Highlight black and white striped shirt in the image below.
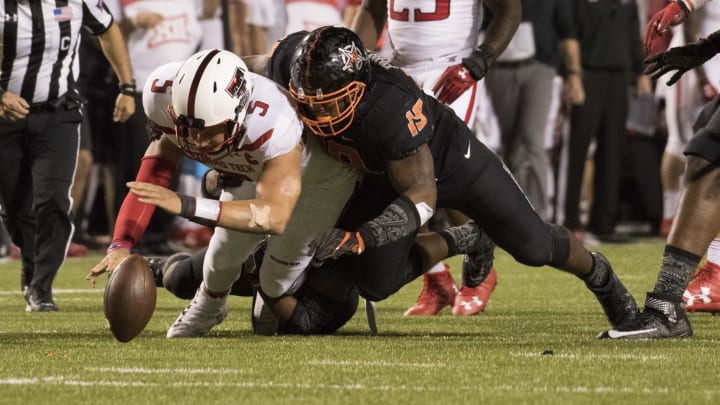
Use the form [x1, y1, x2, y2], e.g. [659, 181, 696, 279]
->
[1, 0, 113, 103]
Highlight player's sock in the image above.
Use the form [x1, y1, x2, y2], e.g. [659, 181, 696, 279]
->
[438, 221, 481, 257]
[706, 238, 720, 265]
[653, 246, 701, 301]
[582, 253, 609, 289]
[426, 261, 446, 274]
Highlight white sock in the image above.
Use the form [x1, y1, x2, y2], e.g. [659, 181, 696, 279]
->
[663, 190, 680, 220]
[426, 261, 447, 274]
[707, 238, 720, 265]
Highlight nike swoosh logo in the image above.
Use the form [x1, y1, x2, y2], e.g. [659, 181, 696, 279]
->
[604, 328, 658, 339]
[464, 141, 471, 159]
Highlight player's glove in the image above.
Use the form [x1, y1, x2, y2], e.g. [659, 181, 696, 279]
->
[645, 31, 720, 86]
[310, 229, 365, 267]
[432, 44, 496, 105]
[643, 1, 690, 57]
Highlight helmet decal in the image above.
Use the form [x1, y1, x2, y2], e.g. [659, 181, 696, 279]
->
[338, 42, 366, 73]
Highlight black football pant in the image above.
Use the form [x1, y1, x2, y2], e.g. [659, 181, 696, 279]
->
[0, 106, 81, 295]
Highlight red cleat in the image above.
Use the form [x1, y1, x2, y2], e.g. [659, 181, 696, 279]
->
[684, 261, 720, 313]
[452, 267, 497, 315]
[404, 265, 458, 316]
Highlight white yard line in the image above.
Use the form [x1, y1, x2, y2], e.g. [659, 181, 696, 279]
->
[308, 360, 448, 368]
[0, 376, 678, 394]
[510, 352, 669, 361]
[84, 367, 249, 374]
[0, 289, 102, 295]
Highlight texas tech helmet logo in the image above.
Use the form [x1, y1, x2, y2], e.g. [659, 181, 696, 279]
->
[226, 67, 247, 99]
[338, 43, 366, 73]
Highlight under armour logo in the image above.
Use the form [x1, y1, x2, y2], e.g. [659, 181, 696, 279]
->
[684, 287, 712, 306]
[460, 296, 484, 311]
[4, 13, 18, 23]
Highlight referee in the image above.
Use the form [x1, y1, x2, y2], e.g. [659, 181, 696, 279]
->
[0, 0, 135, 311]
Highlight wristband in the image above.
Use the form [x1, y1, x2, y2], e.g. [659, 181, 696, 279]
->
[119, 81, 137, 97]
[462, 44, 497, 81]
[107, 241, 132, 253]
[178, 194, 222, 227]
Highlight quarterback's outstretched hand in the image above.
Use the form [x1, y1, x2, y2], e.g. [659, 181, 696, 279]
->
[432, 64, 477, 105]
[644, 1, 689, 57]
[645, 34, 720, 85]
[86, 247, 130, 287]
[310, 229, 365, 267]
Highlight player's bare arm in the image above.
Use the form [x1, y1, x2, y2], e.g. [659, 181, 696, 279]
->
[386, 144, 437, 211]
[351, 0, 388, 50]
[130, 143, 303, 234]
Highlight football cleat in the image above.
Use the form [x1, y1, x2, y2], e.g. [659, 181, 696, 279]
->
[23, 287, 59, 312]
[598, 293, 693, 339]
[586, 252, 639, 328]
[461, 229, 495, 287]
[166, 284, 228, 338]
[683, 261, 720, 313]
[404, 266, 458, 316]
[452, 267, 497, 315]
[251, 291, 279, 336]
[145, 252, 192, 288]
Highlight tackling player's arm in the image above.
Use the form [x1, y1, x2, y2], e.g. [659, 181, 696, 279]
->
[311, 147, 437, 264]
[351, 0, 387, 51]
[128, 143, 303, 234]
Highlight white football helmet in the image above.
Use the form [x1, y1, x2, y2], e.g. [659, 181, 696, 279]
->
[169, 49, 253, 152]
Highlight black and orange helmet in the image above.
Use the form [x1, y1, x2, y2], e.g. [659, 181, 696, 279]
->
[289, 26, 369, 137]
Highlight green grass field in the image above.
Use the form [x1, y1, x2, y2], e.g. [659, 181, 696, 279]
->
[1, 238, 719, 404]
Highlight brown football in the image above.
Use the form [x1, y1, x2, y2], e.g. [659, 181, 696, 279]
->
[103, 254, 157, 343]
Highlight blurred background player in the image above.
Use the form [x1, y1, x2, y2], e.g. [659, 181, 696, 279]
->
[351, 0, 519, 317]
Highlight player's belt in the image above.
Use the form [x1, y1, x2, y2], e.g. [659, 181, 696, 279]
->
[495, 57, 536, 68]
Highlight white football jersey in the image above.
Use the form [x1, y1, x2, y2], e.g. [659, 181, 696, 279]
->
[387, 0, 482, 65]
[121, 0, 203, 90]
[142, 61, 305, 183]
[387, 0, 483, 65]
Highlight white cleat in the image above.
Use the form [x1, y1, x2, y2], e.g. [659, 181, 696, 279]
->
[166, 285, 228, 338]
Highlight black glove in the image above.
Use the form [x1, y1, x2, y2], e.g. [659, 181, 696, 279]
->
[310, 229, 365, 268]
[461, 44, 496, 82]
[645, 32, 720, 86]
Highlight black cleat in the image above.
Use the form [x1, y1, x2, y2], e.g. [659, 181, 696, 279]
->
[598, 293, 693, 339]
[587, 252, 638, 328]
[147, 252, 192, 288]
[23, 287, 59, 312]
[461, 228, 495, 288]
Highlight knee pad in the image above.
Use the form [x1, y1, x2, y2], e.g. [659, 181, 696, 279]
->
[546, 223, 570, 267]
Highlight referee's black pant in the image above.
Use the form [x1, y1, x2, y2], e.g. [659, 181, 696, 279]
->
[0, 105, 82, 296]
[563, 69, 630, 235]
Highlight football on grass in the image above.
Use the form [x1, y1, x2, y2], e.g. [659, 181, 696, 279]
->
[103, 254, 157, 342]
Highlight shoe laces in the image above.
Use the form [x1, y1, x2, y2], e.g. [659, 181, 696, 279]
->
[415, 277, 441, 305]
